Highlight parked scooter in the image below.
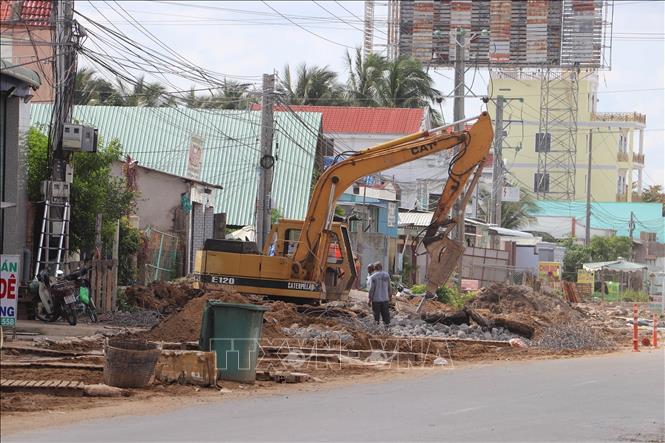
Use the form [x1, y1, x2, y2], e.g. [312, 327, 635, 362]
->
[32, 270, 79, 325]
[69, 266, 98, 323]
[31, 266, 99, 325]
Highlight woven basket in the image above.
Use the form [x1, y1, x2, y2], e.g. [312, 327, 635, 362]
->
[103, 338, 161, 388]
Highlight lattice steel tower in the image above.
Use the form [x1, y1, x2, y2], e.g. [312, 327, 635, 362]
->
[535, 68, 579, 200]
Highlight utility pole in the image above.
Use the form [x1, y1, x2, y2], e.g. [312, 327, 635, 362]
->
[585, 129, 593, 245]
[629, 211, 635, 261]
[49, 0, 75, 182]
[255, 73, 275, 251]
[453, 28, 466, 290]
[36, 0, 76, 276]
[491, 96, 505, 226]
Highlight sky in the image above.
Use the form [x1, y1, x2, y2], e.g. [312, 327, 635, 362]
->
[75, 0, 665, 189]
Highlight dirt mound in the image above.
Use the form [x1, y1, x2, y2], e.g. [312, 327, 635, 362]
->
[123, 281, 203, 314]
[147, 291, 250, 342]
[465, 283, 582, 339]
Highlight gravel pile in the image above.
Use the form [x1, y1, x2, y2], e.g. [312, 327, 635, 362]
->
[100, 309, 163, 328]
[534, 322, 615, 350]
[369, 314, 527, 341]
[281, 327, 354, 343]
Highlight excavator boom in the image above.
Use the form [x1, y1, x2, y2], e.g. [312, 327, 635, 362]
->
[292, 112, 494, 288]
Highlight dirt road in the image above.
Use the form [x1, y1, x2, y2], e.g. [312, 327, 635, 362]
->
[5, 350, 663, 442]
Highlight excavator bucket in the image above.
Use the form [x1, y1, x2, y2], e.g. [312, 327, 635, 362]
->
[424, 236, 464, 295]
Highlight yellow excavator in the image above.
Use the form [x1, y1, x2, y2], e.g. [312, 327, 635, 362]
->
[194, 112, 494, 302]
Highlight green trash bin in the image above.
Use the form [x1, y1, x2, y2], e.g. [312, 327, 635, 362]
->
[198, 301, 268, 383]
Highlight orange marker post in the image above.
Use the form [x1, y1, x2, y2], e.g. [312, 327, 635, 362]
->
[653, 313, 658, 349]
[633, 304, 639, 352]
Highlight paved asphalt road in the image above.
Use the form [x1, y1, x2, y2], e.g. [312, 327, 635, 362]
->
[7, 351, 664, 442]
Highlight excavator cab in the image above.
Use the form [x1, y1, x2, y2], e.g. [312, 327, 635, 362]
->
[264, 219, 357, 301]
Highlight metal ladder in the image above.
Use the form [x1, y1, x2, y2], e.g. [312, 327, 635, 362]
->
[34, 200, 70, 277]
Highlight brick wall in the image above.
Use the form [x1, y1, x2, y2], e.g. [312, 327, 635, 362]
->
[190, 202, 214, 271]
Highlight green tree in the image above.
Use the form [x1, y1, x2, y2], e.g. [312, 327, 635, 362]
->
[114, 76, 176, 107]
[279, 63, 343, 105]
[183, 80, 256, 110]
[560, 236, 632, 281]
[74, 68, 119, 105]
[26, 129, 135, 256]
[475, 185, 536, 229]
[641, 184, 665, 216]
[374, 56, 439, 108]
[588, 236, 632, 262]
[344, 48, 385, 107]
[501, 190, 538, 229]
[561, 239, 592, 281]
[118, 217, 142, 285]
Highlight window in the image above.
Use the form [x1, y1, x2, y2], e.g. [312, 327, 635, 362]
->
[321, 137, 335, 156]
[327, 233, 343, 264]
[535, 133, 551, 152]
[283, 229, 301, 257]
[618, 134, 627, 153]
[428, 193, 441, 211]
[0, 37, 12, 62]
[617, 176, 625, 195]
[534, 173, 549, 192]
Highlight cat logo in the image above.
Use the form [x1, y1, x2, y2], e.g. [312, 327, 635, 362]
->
[410, 142, 436, 156]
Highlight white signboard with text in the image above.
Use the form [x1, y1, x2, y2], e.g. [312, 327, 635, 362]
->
[0, 255, 20, 327]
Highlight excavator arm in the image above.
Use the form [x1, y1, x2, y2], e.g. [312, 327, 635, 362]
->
[292, 112, 494, 288]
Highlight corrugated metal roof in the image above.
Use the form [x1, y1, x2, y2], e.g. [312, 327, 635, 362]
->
[251, 104, 425, 135]
[534, 201, 664, 242]
[31, 105, 322, 226]
[398, 211, 434, 227]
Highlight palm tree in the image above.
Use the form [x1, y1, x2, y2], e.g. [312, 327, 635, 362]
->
[375, 56, 440, 108]
[183, 80, 256, 110]
[476, 185, 538, 229]
[278, 63, 343, 105]
[114, 76, 176, 107]
[344, 47, 386, 106]
[73, 68, 118, 105]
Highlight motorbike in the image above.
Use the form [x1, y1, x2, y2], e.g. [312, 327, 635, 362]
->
[69, 267, 98, 323]
[31, 266, 97, 325]
[33, 270, 79, 325]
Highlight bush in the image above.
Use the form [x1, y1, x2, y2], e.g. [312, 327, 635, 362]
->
[436, 285, 476, 309]
[118, 218, 143, 285]
[409, 284, 426, 294]
[620, 290, 649, 303]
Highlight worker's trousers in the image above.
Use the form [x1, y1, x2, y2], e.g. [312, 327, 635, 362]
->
[372, 301, 390, 325]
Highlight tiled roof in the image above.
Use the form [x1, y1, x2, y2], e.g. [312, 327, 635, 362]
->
[251, 104, 425, 135]
[0, 1, 52, 27]
[31, 105, 322, 226]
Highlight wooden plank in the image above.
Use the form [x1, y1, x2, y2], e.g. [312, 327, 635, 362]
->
[105, 261, 113, 312]
[0, 344, 101, 357]
[0, 362, 104, 370]
[110, 259, 118, 311]
[95, 261, 103, 313]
